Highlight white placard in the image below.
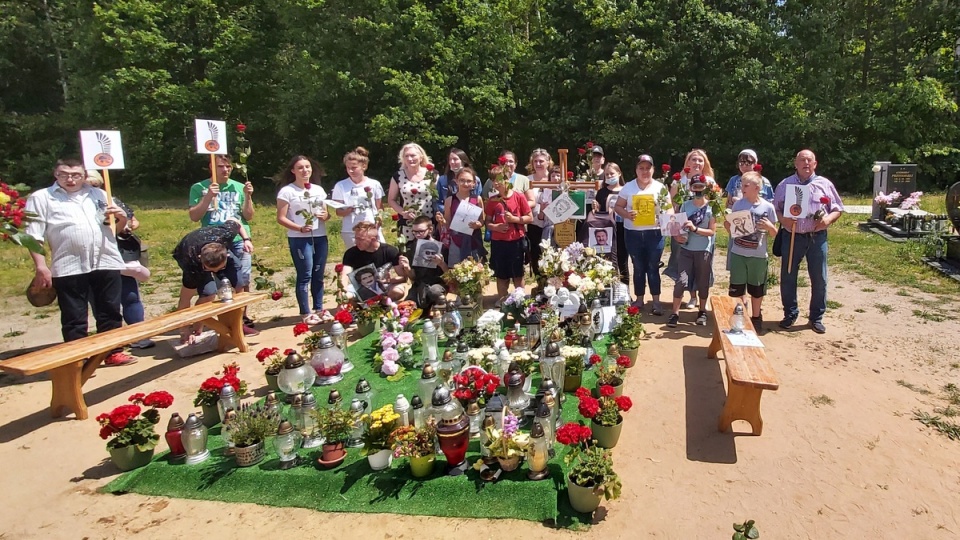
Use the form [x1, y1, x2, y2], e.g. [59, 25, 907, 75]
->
[657, 213, 687, 236]
[783, 183, 811, 219]
[723, 330, 765, 348]
[543, 191, 578, 223]
[449, 199, 483, 235]
[323, 199, 346, 209]
[79, 130, 125, 169]
[726, 210, 756, 238]
[477, 310, 505, 326]
[194, 119, 228, 154]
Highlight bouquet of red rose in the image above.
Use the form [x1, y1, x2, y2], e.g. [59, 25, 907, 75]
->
[556, 422, 622, 500]
[194, 363, 247, 407]
[452, 366, 500, 406]
[575, 386, 632, 427]
[1, 181, 44, 254]
[97, 391, 174, 450]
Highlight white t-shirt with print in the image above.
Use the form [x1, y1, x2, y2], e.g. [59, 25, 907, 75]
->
[277, 183, 328, 238]
[618, 179, 667, 232]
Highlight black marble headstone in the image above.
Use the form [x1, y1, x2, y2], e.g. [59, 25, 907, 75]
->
[887, 164, 917, 195]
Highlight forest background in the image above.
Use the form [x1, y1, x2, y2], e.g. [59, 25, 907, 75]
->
[1, 0, 959, 193]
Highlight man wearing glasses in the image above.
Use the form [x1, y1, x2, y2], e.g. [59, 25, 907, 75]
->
[725, 149, 774, 207]
[24, 158, 137, 366]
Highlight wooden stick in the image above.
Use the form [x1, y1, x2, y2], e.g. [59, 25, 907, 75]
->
[787, 222, 796, 272]
[210, 153, 219, 210]
[558, 149, 568, 183]
[102, 169, 115, 232]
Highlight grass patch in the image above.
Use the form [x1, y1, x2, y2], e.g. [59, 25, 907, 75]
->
[810, 394, 835, 407]
[854, 308, 865, 313]
[861, 287, 875, 292]
[875, 303, 893, 314]
[913, 410, 960, 440]
[826, 300, 842, 309]
[33, 313, 49, 319]
[934, 406, 959, 417]
[896, 290, 911, 297]
[2, 330, 24, 338]
[943, 384, 960, 406]
[896, 379, 932, 395]
[912, 309, 947, 323]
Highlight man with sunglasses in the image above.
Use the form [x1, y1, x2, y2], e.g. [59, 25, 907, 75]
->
[25, 158, 136, 366]
[725, 149, 774, 207]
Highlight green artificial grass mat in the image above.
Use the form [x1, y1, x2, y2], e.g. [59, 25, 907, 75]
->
[103, 328, 615, 529]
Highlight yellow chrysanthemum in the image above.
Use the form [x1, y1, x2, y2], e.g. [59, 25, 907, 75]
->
[0, 192, 10, 205]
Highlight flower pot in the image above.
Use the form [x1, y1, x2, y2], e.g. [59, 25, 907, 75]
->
[200, 403, 220, 428]
[567, 478, 603, 513]
[234, 441, 266, 467]
[497, 455, 521, 472]
[409, 454, 435, 478]
[367, 448, 393, 471]
[108, 445, 155, 472]
[356, 320, 378, 337]
[265, 371, 281, 392]
[621, 346, 639, 368]
[594, 379, 623, 398]
[563, 373, 583, 393]
[590, 419, 623, 449]
[321, 441, 346, 461]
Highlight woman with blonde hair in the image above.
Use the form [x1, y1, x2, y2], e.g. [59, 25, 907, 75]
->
[525, 148, 553, 278]
[666, 148, 716, 309]
[388, 142, 438, 243]
[332, 146, 384, 249]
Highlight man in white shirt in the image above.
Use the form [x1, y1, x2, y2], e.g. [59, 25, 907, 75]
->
[25, 158, 136, 366]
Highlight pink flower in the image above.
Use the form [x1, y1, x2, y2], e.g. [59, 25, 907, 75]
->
[397, 332, 414, 345]
[381, 348, 400, 363]
[381, 336, 398, 349]
[381, 359, 399, 376]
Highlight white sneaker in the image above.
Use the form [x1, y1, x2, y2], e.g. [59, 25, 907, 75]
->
[684, 299, 697, 310]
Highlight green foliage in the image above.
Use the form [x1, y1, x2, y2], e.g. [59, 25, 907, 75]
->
[733, 519, 760, 539]
[229, 403, 281, 447]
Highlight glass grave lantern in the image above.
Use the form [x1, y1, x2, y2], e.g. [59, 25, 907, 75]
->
[216, 278, 234, 303]
[221, 409, 238, 456]
[421, 320, 439, 366]
[479, 414, 497, 465]
[328, 322, 353, 373]
[524, 310, 542, 354]
[346, 398, 366, 448]
[327, 389, 343, 408]
[440, 301, 462, 342]
[354, 379, 374, 415]
[411, 395, 425, 429]
[730, 303, 745, 333]
[539, 339, 566, 404]
[164, 413, 187, 461]
[537, 396, 556, 450]
[526, 421, 550, 480]
[217, 382, 239, 423]
[278, 351, 316, 398]
[309, 335, 345, 386]
[394, 394, 411, 427]
[466, 399, 482, 438]
[453, 341, 469, 373]
[181, 413, 210, 465]
[429, 386, 470, 475]
[504, 362, 530, 416]
[420, 363, 440, 402]
[264, 391, 281, 417]
[484, 393, 506, 429]
[274, 420, 302, 470]
[295, 392, 322, 448]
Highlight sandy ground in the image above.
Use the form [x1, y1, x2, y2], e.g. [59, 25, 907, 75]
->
[2, 255, 960, 539]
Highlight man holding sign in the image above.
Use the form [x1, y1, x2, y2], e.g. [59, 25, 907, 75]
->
[188, 154, 258, 336]
[25, 158, 136, 366]
[773, 149, 844, 334]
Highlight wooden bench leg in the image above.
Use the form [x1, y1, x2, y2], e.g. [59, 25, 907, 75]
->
[203, 308, 248, 353]
[49, 361, 86, 419]
[718, 380, 765, 436]
[707, 330, 722, 359]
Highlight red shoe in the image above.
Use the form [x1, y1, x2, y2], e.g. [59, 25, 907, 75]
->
[104, 351, 138, 367]
[242, 324, 260, 337]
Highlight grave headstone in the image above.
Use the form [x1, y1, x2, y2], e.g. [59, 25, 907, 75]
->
[871, 162, 918, 219]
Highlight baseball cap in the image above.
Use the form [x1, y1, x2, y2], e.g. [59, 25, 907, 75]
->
[592, 145, 604, 155]
[690, 178, 707, 191]
[636, 154, 654, 166]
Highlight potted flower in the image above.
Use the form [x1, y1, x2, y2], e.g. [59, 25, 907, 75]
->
[97, 390, 174, 471]
[255, 347, 286, 392]
[609, 304, 645, 366]
[590, 353, 631, 396]
[312, 406, 354, 467]
[556, 422, 621, 513]
[560, 345, 587, 391]
[193, 363, 248, 428]
[482, 410, 530, 472]
[353, 299, 389, 336]
[389, 423, 438, 478]
[574, 386, 632, 448]
[511, 349, 538, 392]
[361, 404, 402, 470]
[229, 403, 281, 467]
[443, 258, 493, 307]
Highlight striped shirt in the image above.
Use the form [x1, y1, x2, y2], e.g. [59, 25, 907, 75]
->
[24, 184, 125, 277]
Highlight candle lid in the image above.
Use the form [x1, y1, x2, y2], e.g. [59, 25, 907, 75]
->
[284, 351, 305, 369]
[166, 412, 184, 431]
[277, 420, 294, 435]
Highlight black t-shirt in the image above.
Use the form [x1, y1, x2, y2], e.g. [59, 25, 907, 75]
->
[172, 221, 241, 276]
[595, 185, 621, 214]
[342, 243, 402, 273]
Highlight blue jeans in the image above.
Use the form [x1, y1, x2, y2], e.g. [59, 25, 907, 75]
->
[289, 235, 329, 315]
[230, 240, 252, 288]
[780, 230, 828, 322]
[623, 229, 665, 298]
[120, 275, 145, 325]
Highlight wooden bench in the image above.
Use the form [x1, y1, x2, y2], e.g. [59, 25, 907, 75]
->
[707, 295, 780, 435]
[0, 293, 265, 420]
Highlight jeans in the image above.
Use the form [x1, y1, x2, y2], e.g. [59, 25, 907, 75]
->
[120, 275, 145, 325]
[780, 230, 828, 322]
[623, 229, 664, 298]
[51, 270, 122, 342]
[230, 240, 252, 287]
[289, 235, 329, 315]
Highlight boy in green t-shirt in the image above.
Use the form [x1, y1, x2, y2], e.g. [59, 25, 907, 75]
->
[187, 155, 258, 335]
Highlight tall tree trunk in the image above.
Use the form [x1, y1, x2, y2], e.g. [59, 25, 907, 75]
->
[41, 0, 68, 103]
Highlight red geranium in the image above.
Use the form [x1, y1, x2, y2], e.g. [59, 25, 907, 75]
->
[256, 346, 279, 362]
[556, 422, 593, 446]
[334, 309, 353, 325]
[97, 390, 173, 450]
[236, 123, 247, 133]
[589, 354, 602, 365]
[293, 322, 310, 336]
[753, 164, 762, 172]
[578, 396, 601, 419]
[142, 391, 174, 409]
[616, 355, 631, 368]
[194, 363, 247, 407]
[284, 348, 295, 355]
[627, 305, 640, 316]
[614, 396, 633, 412]
[128, 392, 145, 403]
[575, 386, 592, 400]
[599, 384, 615, 397]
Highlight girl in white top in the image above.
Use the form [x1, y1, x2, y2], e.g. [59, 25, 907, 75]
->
[332, 146, 384, 249]
[525, 148, 553, 277]
[614, 154, 673, 314]
[276, 155, 332, 325]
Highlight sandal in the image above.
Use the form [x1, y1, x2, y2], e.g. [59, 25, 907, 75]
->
[317, 310, 334, 323]
[303, 313, 322, 325]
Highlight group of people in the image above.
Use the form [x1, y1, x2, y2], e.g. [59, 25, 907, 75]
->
[23, 144, 842, 370]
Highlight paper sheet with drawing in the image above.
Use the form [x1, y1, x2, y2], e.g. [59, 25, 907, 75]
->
[726, 210, 756, 238]
[631, 194, 657, 227]
[449, 199, 483, 235]
[544, 192, 578, 223]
